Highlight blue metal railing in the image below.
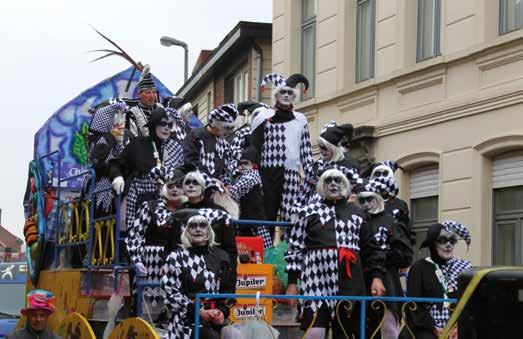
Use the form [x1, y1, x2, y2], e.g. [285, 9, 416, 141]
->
[193, 293, 457, 338]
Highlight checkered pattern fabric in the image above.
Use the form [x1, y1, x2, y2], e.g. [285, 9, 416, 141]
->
[154, 199, 173, 228]
[162, 249, 221, 339]
[166, 107, 189, 142]
[428, 258, 472, 328]
[374, 226, 390, 250]
[368, 176, 399, 197]
[230, 169, 261, 202]
[197, 136, 236, 182]
[441, 220, 471, 247]
[260, 123, 287, 167]
[335, 215, 363, 250]
[140, 245, 165, 305]
[380, 160, 400, 172]
[280, 169, 302, 223]
[208, 103, 238, 124]
[128, 104, 153, 137]
[260, 73, 286, 89]
[195, 208, 231, 227]
[231, 126, 251, 160]
[89, 98, 128, 132]
[126, 201, 153, 265]
[320, 120, 337, 134]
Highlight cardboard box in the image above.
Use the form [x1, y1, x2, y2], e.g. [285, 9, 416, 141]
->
[236, 264, 273, 294]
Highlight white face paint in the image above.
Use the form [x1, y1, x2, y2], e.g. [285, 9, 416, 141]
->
[183, 178, 204, 200]
[275, 86, 296, 106]
[323, 176, 343, 200]
[359, 194, 379, 214]
[238, 159, 254, 175]
[155, 118, 173, 141]
[212, 120, 236, 138]
[187, 220, 210, 246]
[435, 229, 457, 261]
[318, 140, 334, 161]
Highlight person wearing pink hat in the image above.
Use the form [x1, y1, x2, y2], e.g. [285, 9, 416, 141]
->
[7, 290, 60, 339]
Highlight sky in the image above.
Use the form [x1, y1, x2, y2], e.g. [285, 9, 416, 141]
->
[0, 0, 272, 239]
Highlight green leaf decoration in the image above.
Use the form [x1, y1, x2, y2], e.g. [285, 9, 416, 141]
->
[81, 121, 90, 136]
[72, 131, 89, 165]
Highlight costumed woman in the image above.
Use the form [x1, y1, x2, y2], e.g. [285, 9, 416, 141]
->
[125, 164, 194, 317]
[285, 169, 387, 338]
[357, 179, 413, 339]
[109, 107, 184, 232]
[181, 171, 238, 277]
[229, 146, 273, 249]
[300, 122, 360, 205]
[250, 73, 314, 237]
[162, 212, 235, 339]
[400, 221, 472, 339]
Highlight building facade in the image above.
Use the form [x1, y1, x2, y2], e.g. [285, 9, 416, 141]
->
[272, 0, 523, 265]
[177, 21, 272, 123]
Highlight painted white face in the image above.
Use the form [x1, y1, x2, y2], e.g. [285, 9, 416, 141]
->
[275, 86, 296, 106]
[155, 118, 173, 141]
[359, 194, 379, 214]
[183, 178, 204, 199]
[323, 175, 343, 200]
[212, 120, 236, 138]
[318, 141, 334, 161]
[435, 229, 457, 261]
[238, 159, 254, 175]
[187, 219, 210, 246]
[166, 181, 184, 199]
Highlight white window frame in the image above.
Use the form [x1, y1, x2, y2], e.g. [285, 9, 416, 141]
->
[417, 0, 441, 62]
[500, 0, 523, 35]
[356, 0, 376, 82]
[301, 0, 316, 100]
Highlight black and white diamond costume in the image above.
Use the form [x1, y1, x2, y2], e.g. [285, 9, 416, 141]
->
[250, 73, 314, 228]
[183, 104, 238, 183]
[109, 108, 184, 231]
[401, 221, 472, 339]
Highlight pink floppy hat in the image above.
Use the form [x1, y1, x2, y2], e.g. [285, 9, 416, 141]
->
[21, 289, 56, 315]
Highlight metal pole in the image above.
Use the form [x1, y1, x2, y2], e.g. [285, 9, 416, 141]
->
[184, 46, 188, 82]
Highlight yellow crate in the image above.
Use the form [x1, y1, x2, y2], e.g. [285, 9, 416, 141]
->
[229, 298, 273, 324]
[236, 263, 273, 294]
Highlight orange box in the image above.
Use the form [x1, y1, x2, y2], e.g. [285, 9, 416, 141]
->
[229, 298, 273, 324]
[236, 264, 273, 294]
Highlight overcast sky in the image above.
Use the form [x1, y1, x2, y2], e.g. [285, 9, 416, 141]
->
[0, 0, 272, 238]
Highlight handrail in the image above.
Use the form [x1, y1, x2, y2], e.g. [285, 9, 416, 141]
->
[193, 293, 458, 339]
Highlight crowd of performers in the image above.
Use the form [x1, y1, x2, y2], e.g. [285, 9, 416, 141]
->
[86, 68, 472, 339]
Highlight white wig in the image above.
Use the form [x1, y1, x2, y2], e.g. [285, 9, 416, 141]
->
[357, 191, 385, 215]
[370, 164, 394, 180]
[316, 168, 351, 199]
[180, 215, 218, 249]
[318, 136, 345, 162]
[183, 171, 206, 189]
[271, 85, 300, 106]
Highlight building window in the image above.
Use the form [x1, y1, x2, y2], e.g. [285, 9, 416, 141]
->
[492, 153, 523, 265]
[225, 64, 249, 104]
[410, 166, 440, 261]
[417, 0, 441, 61]
[207, 91, 212, 112]
[301, 0, 316, 99]
[356, 0, 376, 82]
[500, 0, 523, 35]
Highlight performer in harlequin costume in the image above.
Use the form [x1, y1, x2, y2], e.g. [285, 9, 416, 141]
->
[229, 146, 273, 249]
[400, 221, 472, 339]
[300, 122, 360, 205]
[285, 169, 387, 338]
[357, 179, 413, 339]
[183, 104, 238, 183]
[110, 108, 184, 231]
[162, 212, 235, 339]
[125, 164, 194, 312]
[125, 66, 165, 137]
[230, 101, 270, 160]
[180, 171, 238, 275]
[164, 96, 194, 142]
[250, 73, 314, 233]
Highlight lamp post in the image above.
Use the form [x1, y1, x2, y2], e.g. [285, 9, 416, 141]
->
[160, 36, 189, 82]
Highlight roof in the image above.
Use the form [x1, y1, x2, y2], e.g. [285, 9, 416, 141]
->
[0, 225, 22, 251]
[176, 21, 272, 98]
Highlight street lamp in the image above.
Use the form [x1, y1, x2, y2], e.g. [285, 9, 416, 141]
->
[160, 36, 189, 82]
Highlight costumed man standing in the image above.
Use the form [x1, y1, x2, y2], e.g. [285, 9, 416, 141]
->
[400, 221, 472, 339]
[162, 212, 235, 339]
[357, 179, 413, 339]
[125, 164, 194, 317]
[163, 96, 194, 142]
[285, 169, 387, 338]
[183, 104, 238, 184]
[125, 66, 164, 137]
[110, 108, 184, 232]
[250, 73, 314, 236]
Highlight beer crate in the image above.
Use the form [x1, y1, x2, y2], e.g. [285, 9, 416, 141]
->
[236, 263, 273, 294]
[229, 297, 273, 323]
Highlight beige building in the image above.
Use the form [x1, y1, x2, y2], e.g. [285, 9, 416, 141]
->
[272, 0, 523, 265]
[177, 21, 272, 123]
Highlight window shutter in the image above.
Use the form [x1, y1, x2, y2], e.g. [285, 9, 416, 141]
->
[493, 153, 523, 189]
[410, 166, 439, 199]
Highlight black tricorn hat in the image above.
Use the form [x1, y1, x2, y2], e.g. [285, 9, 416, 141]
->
[285, 73, 310, 91]
[144, 107, 169, 127]
[237, 101, 265, 115]
[320, 123, 354, 146]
